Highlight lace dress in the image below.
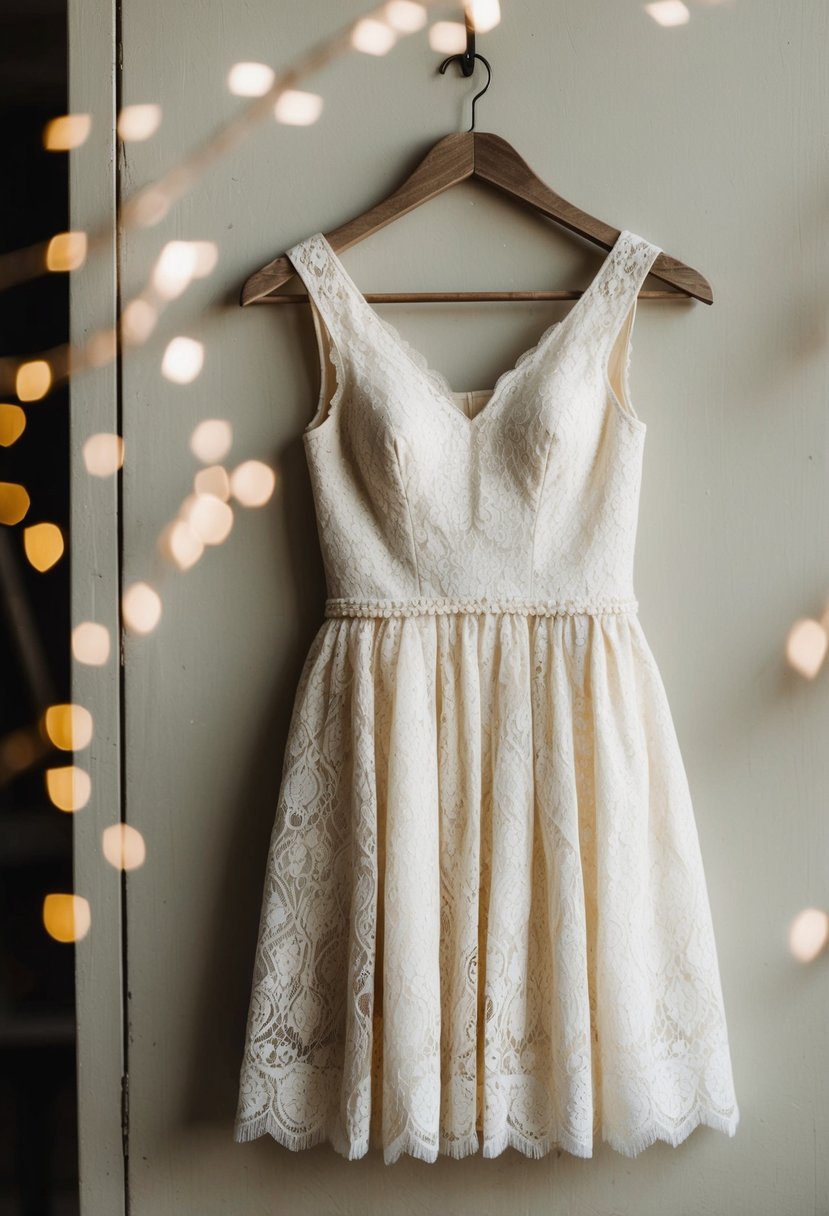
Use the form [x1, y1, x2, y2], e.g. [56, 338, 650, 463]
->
[233, 228, 740, 1164]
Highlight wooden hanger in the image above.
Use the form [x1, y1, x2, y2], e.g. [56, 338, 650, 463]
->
[241, 52, 711, 308]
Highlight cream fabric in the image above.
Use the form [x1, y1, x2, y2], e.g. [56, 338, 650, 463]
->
[233, 229, 740, 1163]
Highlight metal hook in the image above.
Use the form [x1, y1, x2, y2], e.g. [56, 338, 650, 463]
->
[439, 50, 492, 132]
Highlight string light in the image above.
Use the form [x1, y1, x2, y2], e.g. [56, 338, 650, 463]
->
[102, 824, 147, 871]
[0, 482, 30, 524]
[190, 419, 233, 463]
[82, 433, 124, 477]
[227, 63, 276, 97]
[43, 703, 93, 751]
[72, 622, 111, 666]
[273, 89, 324, 126]
[351, 18, 398, 55]
[45, 231, 88, 272]
[0, 404, 26, 447]
[45, 765, 92, 812]
[229, 460, 276, 507]
[117, 103, 162, 141]
[16, 360, 51, 401]
[43, 113, 91, 151]
[43, 894, 91, 943]
[161, 336, 204, 384]
[122, 582, 163, 634]
[23, 522, 64, 572]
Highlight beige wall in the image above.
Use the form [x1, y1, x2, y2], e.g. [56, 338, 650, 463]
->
[73, 1, 829, 1212]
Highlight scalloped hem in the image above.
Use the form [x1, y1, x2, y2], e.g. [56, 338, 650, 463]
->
[234, 1103, 739, 1163]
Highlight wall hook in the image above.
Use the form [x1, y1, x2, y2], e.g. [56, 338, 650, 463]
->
[438, 8, 492, 132]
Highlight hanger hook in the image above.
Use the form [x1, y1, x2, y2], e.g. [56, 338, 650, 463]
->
[439, 51, 492, 132]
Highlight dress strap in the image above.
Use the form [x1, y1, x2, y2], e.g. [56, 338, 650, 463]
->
[285, 232, 363, 344]
[589, 231, 663, 359]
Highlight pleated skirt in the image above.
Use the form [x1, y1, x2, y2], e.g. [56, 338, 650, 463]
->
[233, 610, 740, 1163]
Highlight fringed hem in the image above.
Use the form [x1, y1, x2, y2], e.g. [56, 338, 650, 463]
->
[602, 1104, 741, 1159]
[234, 1103, 739, 1163]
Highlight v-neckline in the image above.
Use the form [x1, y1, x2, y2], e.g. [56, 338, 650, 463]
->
[313, 229, 631, 432]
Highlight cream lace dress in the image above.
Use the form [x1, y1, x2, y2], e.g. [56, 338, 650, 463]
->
[233, 228, 740, 1164]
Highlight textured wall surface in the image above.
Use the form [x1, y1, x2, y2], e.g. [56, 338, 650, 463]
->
[84, 1, 829, 1211]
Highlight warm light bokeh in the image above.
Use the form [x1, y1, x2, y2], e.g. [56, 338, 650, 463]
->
[194, 465, 231, 501]
[43, 113, 91, 151]
[428, 21, 467, 54]
[227, 62, 275, 97]
[789, 907, 829, 963]
[161, 337, 204, 384]
[121, 298, 158, 345]
[644, 0, 690, 26]
[72, 621, 111, 666]
[23, 522, 64, 572]
[46, 231, 88, 272]
[468, 0, 501, 33]
[46, 765, 92, 813]
[384, 1, 427, 32]
[351, 18, 398, 55]
[102, 823, 147, 871]
[0, 404, 26, 447]
[43, 894, 91, 943]
[0, 482, 31, 525]
[160, 518, 205, 570]
[274, 89, 324, 126]
[786, 618, 827, 680]
[230, 460, 276, 507]
[16, 360, 52, 402]
[190, 419, 233, 463]
[44, 703, 94, 751]
[185, 492, 234, 545]
[122, 582, 163, 634]
[117, 103, 162, 141]
[82, 432, 125, 476]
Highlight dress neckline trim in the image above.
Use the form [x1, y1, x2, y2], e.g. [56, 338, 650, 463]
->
[310, 228, 642, 433]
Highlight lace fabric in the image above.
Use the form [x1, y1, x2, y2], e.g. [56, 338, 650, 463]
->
[233, 228, 740, 1162]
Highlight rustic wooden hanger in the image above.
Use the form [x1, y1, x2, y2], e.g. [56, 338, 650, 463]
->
[240, 41, 711, 308]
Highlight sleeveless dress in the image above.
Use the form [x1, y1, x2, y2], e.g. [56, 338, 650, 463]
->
[233, 228, 740, 1164]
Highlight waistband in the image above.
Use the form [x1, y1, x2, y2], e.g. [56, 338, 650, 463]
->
[324, 595, 639, 619]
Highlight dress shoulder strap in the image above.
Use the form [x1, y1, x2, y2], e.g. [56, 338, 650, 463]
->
[588, 230, 663, 358]
[285, 232, 363, 344]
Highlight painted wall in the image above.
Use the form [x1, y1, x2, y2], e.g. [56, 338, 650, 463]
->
[76, 0, 829, 1211]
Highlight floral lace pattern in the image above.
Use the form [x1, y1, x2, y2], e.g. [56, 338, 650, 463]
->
[234, 228, 740, 1162]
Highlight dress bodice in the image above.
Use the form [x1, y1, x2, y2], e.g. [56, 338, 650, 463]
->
[285, 229, 662, 619]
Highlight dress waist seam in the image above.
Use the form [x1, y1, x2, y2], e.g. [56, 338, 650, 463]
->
[324, 595, 639, 619]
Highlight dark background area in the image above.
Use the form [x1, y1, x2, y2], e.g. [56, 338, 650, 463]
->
[0, 2, 79, 1214]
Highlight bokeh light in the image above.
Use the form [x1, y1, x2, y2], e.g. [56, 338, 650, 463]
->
[46, 231, 88, 272]
[43, 894, 91, 943]
[230, 460, 276, 507]
[102, 823, 146, 871]
[384, 1, 427, 32]
[786, 618, 827, 679]
[194, 465, 231, 501]
[43, 703, 93, 751]
[122, 582, 163, 634]
[274, 89, 323, 126]
[43, 113, 91, 151]
[227, 62, 275, 97]
[117, 103, 162, 141]
[190, 418, 232, 463]
[468, 0, 501, 32]
[0, 482, 31, 525]
[82, 432, 124, 476]
[45, 765, 92, 813]
[23, 522, 64, 572]
[789, 907, 829, 962]
[0, 404, 26, 447]
[428, 21, 467, 53]
[351, 18, 398, 55]
[161, 337, 204, 384]
[121, 298, 158, 345]
[645, 0, 690, 26]
[72, 621, 111, 666]
[185, 493, 234, 544]
[16, 360, 52, 401]
[160, 519, 205, 570]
